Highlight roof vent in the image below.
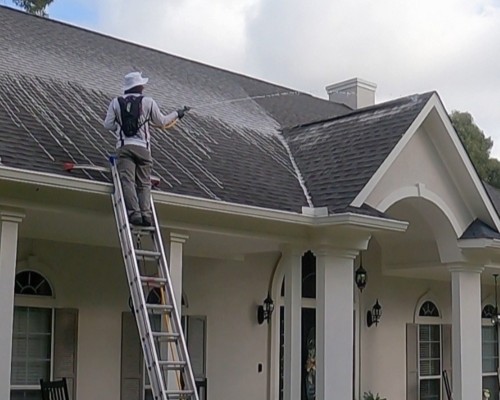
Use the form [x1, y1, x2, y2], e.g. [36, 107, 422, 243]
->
[326, 78, 377, 110]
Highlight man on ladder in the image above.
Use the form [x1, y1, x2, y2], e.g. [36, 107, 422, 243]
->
[104, 71, 189, 226]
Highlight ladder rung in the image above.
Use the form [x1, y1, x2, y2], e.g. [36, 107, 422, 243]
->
[135, 249, 161, 259]
[151, 331, 180, 341]
[131, 226, 156, 234]
[158, 360, 187, 370]
[146, 303, 174, 313]
[163, 390, 195, 398]
[140, 276, 167, 286]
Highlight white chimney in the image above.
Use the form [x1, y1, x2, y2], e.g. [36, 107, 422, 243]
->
[326, 78, 377, 110]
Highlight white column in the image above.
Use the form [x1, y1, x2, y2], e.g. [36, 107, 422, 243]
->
[283, 248, 302, 400]
[450, 265, 483, 400]
[169, 232, 189, 315]
[0, 210, 24, 399]
[315, 247, 357, 400]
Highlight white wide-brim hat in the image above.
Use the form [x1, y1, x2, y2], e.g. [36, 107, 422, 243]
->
[123, 72, 149, 92]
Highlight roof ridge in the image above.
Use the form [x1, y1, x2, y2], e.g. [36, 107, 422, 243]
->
[286, 91, 437, 131]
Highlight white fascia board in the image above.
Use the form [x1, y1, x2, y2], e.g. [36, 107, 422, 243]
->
[351, 94, 437, 208]
[0, 165, 407, 232]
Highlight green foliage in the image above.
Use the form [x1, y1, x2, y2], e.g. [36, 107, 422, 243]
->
[11, 0, 54, 17]
[450, 110, 500, 188]
[363, 391, 387, 400]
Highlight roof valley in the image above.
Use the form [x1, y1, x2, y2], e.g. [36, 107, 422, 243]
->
[275, 132, 314, 208]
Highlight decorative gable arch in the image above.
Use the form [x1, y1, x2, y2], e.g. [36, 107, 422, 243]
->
[376, 184, 462, 237]
[353, 93, 500, 234]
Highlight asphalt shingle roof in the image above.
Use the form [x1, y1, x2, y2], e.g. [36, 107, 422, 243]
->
[460, 219, 500, 240]
[0, 6, 434, 216]
[283, 93, 435, 212]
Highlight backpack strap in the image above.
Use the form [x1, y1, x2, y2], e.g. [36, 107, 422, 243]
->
[116, 97, 126, 147]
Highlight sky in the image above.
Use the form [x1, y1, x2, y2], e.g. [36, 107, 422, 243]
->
[7, 0, 500, 157]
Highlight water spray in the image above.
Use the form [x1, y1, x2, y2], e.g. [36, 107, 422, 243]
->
[187, 90, 301, 110]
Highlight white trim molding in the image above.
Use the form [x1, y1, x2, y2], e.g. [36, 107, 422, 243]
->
[376, 183, 463, 236]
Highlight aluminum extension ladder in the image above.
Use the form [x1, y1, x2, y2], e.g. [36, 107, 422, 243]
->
[109, 157, 199, 400]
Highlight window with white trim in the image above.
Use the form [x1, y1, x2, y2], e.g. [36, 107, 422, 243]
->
[418, 301, 441, 400]
[482, 304, 499, 400]
[11, 271, 53, 400]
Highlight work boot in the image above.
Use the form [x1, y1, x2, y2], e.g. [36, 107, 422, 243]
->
[142, 216, 153, 227]
[129, 213, 143, 226]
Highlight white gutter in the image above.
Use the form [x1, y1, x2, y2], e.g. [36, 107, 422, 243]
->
[0, 164, 109, 194]
[0, 165, 408, 232]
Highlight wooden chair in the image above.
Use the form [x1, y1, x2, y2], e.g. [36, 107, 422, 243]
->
[40, 377, 70, 400]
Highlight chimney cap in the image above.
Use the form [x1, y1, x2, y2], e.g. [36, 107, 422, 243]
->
[326, 77, 377, 93]
[326, 77, 377, 109]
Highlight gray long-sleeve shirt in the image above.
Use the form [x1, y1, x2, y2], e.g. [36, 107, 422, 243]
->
[104, 93, 179, 149]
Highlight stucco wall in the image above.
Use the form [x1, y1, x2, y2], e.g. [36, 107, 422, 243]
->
[18, 235, 489, 400]
[359, 246, 452, 400]
[17, 238, 127, 400]
[183, 253, 276, 400]
[15, 238, 275, 400]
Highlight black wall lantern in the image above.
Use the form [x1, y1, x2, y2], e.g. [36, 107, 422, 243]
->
[367, 299, 382, 327]
[257, 293, 275, 324]
[355, 265, 367, 292]
[355, 253, 367, 292]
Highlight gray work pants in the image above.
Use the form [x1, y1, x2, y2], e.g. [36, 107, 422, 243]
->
[117, 145, 153, 220]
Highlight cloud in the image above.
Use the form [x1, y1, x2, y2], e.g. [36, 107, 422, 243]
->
[91, 0, 258, 74]
[80, 0, 500, 156]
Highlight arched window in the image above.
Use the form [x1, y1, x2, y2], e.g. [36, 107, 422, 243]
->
[482, 304, 496, 319]
[418, 301, 440, 317]
[14, 270, 52, 296]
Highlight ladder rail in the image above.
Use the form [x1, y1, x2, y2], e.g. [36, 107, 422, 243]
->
[150, 199, 199, 398]
[110, 160, 168, 399]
